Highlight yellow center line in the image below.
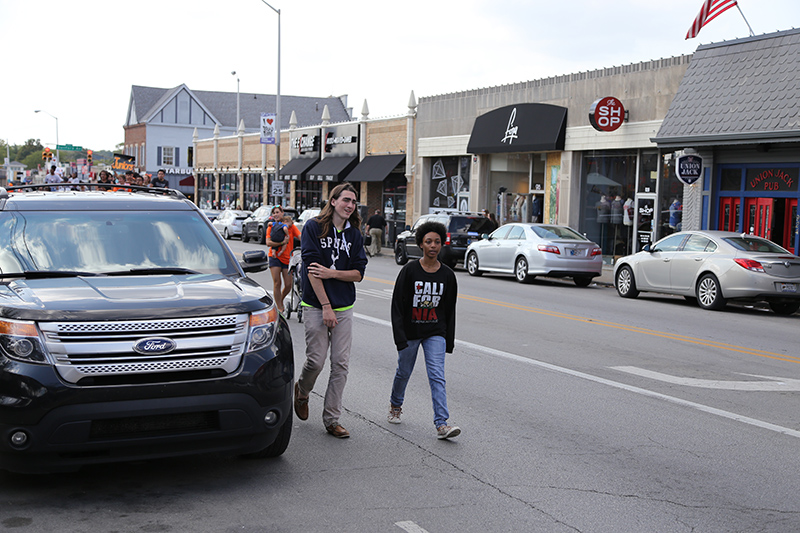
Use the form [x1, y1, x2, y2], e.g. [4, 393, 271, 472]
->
[363, 276, 800, 365]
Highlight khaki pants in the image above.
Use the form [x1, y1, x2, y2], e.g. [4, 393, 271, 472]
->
[297, 307, 354, 427]
[368, 228, 383, 255]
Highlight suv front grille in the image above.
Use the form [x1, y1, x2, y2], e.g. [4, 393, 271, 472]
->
[40, 314, 249, 384]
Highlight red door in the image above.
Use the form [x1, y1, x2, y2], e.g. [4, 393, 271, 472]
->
[719, 197, 741, 231]
[784, 199, 798, 253]
[744, 198, 775, 240]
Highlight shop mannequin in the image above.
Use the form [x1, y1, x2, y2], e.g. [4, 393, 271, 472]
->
[596, 195, 610, 223]
[669, 198, 682, 230]
[623, 198, 634, 226]
[610, 196, 623, 225]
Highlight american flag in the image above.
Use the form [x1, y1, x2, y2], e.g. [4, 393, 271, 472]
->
[686, 0, 738, 39]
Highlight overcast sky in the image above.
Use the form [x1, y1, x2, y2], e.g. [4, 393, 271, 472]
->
[2, 0, 799, 153]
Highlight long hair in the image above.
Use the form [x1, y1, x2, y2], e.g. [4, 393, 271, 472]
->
[315, 182, 361, 239]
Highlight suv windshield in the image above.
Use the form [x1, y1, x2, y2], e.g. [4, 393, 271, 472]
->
[449, 216, 493, 235]
[0, 210, 236, 276]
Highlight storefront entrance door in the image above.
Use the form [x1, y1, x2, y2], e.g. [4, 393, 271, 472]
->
[744, 197, 774, 240]
[784, 199, 798, 253]
[718, 197, 741, 232]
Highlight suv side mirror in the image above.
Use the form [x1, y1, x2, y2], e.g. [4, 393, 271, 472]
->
[240, 250, 268, 273]
[405, 225, 411, 232]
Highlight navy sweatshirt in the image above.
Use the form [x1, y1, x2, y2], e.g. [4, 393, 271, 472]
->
[300, 218, 367, 310]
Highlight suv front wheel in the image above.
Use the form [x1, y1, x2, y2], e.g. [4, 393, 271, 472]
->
[395, 245, 408, 265]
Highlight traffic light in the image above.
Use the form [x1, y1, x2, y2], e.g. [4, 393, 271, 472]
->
[42, 148, 51, 161]
[87, 150, 93, 166]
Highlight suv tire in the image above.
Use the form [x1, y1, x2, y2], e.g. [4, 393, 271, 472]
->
[258, 226, 266, 245]
[395, 245, 408, 265]
[242, 415, 292, 458]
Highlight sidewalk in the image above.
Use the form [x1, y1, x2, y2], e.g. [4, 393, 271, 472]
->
[596, 264, 615, 287]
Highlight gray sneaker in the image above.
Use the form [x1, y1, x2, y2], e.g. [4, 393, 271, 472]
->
[436, 424, 461, 440]
[388, 405, 402, 424]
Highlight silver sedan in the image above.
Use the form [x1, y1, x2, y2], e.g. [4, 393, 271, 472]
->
[211, 209, 252, 239]
[613, 230, 800, 314]
[465, 223, 603, 286]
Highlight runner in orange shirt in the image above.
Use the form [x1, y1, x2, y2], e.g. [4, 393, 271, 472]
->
[266, 206, 301, 313]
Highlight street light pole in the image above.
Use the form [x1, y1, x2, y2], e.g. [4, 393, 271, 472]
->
[260, 0, 280, 206]
[231, 71, 240, 129]
[34, 109, 59, 162]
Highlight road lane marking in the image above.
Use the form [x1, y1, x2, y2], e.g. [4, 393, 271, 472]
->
[395, 521, 430, 533]
[612, 366, 800, 391]
[363, 276, 800, 366]
[355, 313, 800, 440]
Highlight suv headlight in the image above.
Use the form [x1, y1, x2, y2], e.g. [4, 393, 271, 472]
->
[245, 307, 279, 354]
[0, 319, 50, 364]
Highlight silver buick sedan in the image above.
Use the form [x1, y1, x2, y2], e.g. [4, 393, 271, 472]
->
[465, 223, 603, 286]
[613, 230, 800, 314]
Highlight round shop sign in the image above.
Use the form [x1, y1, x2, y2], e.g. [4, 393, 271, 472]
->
[589, 97, 625, 132]
[676, 154, 703, 185]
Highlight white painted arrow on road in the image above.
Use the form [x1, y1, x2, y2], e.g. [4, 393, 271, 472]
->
[611, 366, 800, 391]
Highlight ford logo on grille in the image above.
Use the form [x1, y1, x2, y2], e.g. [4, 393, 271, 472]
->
[132, 337, 177, 355]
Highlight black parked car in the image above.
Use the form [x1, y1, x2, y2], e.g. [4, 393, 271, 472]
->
[395, 211, 494, 268]
[0, 184, 294, 473]
[242, 205, 298, 244]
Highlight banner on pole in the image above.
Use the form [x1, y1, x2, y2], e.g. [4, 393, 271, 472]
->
[260, 113, 276, 144]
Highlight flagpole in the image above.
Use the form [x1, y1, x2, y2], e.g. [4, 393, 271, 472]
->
[736, 3, 755, 37]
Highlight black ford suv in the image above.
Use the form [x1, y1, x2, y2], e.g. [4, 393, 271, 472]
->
[0, 185, 294, 473]
[395, 211, 494, 268]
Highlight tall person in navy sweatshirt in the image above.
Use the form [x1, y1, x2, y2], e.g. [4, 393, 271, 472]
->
[388, 220, 461, 440]
[294, 183, 368, 438]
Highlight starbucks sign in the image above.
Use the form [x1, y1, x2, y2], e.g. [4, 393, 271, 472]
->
[676, 154, 703, 185]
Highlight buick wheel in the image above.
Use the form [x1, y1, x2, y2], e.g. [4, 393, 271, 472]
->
[696, 273, 727, 310]
[615, 265, 639, 298]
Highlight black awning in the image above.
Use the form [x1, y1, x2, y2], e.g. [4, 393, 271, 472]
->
[279, 157, 318, 181]
[467, 103, 567, 154]
[306, 156, 359, 182]
[345, 154, 405, 183]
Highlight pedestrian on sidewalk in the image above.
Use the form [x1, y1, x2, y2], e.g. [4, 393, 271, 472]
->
[388, 220, 461, 440]
[294, 183, 368, 438]
[365, 209, 386, 256]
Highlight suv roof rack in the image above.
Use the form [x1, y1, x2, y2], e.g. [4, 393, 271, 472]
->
[6, 183, 187, 199]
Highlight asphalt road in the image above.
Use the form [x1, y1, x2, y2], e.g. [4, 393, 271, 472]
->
[3, 241, 800, 532]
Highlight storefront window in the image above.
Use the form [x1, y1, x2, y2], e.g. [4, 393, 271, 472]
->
[659, 155, 684, 238]
[581, 151, 637, 260]
[295, 180, 323, 211]
[243, 173, 263, 212]
[721, 168, 742, 191]
[197, 173, 215, 210]
[429, 156, 470, 210]
[384, 175, 407, 244]
[638, 152, 658, 193]
[218, 173, 238, 210]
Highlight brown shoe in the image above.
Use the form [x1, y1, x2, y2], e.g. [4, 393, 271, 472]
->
[294, 382, 308, 420]
[325, 423, 350, 438]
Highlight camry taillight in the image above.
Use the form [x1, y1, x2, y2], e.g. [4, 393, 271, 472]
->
[590, 247, 602, 257]
[538, 244, 560, 255]
[734, 258, 765, 272]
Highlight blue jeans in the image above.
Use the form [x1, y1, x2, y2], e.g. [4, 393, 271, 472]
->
[390, 336, 449, 428]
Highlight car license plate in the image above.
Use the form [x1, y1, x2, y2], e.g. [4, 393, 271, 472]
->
[467, 239, 472, 245]
[779, 283, 797, 293]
